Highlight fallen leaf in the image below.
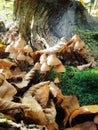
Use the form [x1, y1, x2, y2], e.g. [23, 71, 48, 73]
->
[35, 84, 50, 107]
[22, 96, 47, 125]
[56, 93, 80, 127]
[69, 105, 98, 126]
[65, 121, 97, 130]
[0, 80, 17, 101]
[0, 59, 16, 70]
[0, 98, 26, 111]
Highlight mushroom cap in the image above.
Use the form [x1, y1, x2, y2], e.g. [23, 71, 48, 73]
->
[60, 37, 67, 43]
[40, 62, 50, 72]
[25, 56, 34, 65]
[9, 52, 18, 59]
[14, 37, 26, 49]
[5, 45, 15, 53]
[74, 41, 83, 51]
[54, 77, 60, 83]
[17, 53, 26, 61]
[47, 54, 62, 66]
[54, 64, 66, 73]
[24, 45, 33, 53]
[40, 53, 47, 64]
[72, 34, 80, 41]
[33, 62, 41, 70]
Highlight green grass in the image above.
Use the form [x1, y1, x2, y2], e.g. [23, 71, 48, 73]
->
[47, 66, 98, 106]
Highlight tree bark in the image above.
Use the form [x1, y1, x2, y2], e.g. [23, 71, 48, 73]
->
[13, 0, 98, 48]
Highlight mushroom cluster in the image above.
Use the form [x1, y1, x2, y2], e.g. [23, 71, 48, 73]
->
[4, 28, 33, 66]
[34, 53, 66, 73]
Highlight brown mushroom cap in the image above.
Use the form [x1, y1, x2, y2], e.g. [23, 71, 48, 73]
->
[17, 53, 26, 61]
[47, 54, 62, 66]
[14, 36, 26, 49]
[54, 64, 66, 73]
[74, 41, 84, 51]
[40, 53, 47, 64]
[24, 45, 33, 53]
[5, 45, 15, 53]
[40, 62, 50, 72]
[33, 62, 41, 70]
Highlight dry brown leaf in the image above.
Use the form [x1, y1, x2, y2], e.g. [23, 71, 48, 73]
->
[43, 100, 56, 124]
[0, 59, 16, 69]
[49, 82, 61, 97]
[0, 98, 26, 111]
[77, 62, 91, 71]
[22, 96, 47, 125]
[13, 67, 35, 88]
[69, 105, 98, 126]
[0, 80, 17, 101]
[34, 84, 50, 107]
[47, 123, 58, 130]
[23, 81, 50, 97]
[65, 121, 97, 130]
[56, 93, 80, 127]
[94, 114, 98, 124]
[1, 68, 13, 79]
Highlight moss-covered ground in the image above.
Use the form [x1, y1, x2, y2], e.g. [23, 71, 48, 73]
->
[48, 66, 98, 106]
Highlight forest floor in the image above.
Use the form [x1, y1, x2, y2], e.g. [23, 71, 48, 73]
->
[0, 1, 98, 130]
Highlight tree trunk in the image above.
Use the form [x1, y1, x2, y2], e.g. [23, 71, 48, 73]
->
[13, 0, 98, 48]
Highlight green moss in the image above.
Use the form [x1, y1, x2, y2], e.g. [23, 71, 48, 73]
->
[48, 66, 98, 106]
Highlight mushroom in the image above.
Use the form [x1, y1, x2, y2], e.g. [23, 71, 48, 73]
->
[40, 53, 47, 64]
[40, 62, 50, 72]
[17, 53, 26, 61]
[14, 34, 26, 50]
[54, 64, 66, 73]
[9, 52, 18, 59]
[33, 62, 41, 70]
[72, 34, 80, 41]
[25, 56, 34, 65]
[47, 54, 62, 66]
[5, 44, 15, 53]
[74, 41, 84, 51]
[54, 77, 60, 84]
[60, 37, 67, 45]
[24, 45, 33, 54]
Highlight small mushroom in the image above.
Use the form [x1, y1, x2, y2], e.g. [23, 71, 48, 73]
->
[25, 56, 34, 65]
[47, 54, 61, 66]
[24, 45, 33, 53]
[14, 35, 26, 49]
[54, 64, 66, 73]
[5, 44, 15, 53]
[40, 62, 50, 72]
[40, 53, 47, 64]
[74, 41, 84, 51]
[10, 52, 18, 59]
[54, 77, 60, 84]
[33, 62, 41, 70]
[72, 34, 80, 41]
[17, 53, 26, 61]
